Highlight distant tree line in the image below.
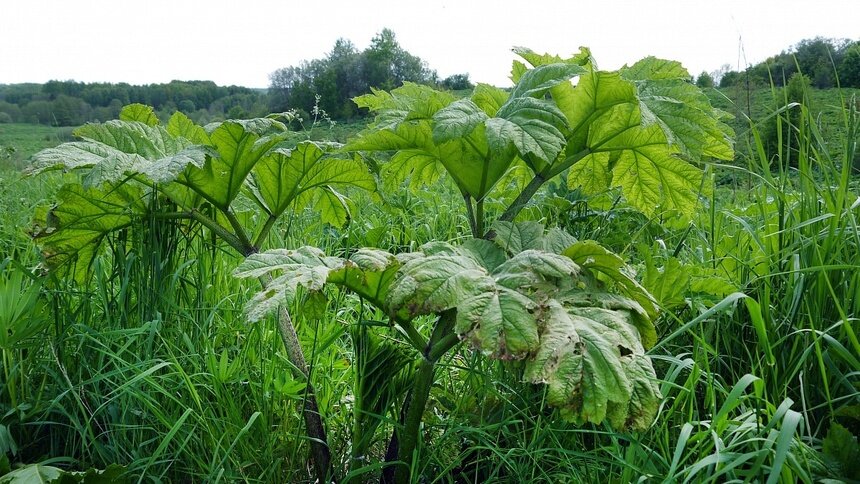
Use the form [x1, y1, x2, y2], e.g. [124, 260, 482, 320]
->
[0, 80, 268, 126]
[268, 28, 473, 120]
[709, 37, 860, 89]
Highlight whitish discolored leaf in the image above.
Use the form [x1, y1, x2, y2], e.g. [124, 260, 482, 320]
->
[328, 249, 409, 308]
[27, 142, 139, 177]
[524, 300, 660, 430]
[490, 221, 545, 254]
[135, 146, 211, 184]
[432, 99, 488, 144]
[234, 247, 342, 322]
[233, 246, 336, 279]
[386, 254, 495, 319]
[604, 355, 661, 430]
[75, 120, 191, 160]
[28, 117, 209, 188]
[494, 250, 579, 291]
[456, 287, 538, 359]
[557, 290, 656, 350]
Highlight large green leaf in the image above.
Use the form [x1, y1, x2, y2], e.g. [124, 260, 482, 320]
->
[432, 99, 488, 144]
[252, 142, 374, 224]
[621, 57, 735, 161]
[354, 82, 455, 129]
[348, 118, 508, 201]
[470, 84, 510, 116]
[31, 183, 147, 282]
[380, 148, 447, 192]
[119, 103, 159, 126]
[509, 62, 587, 98]
[167, 111, 210, 144]
[575, 102, 705, 216]
[179, 119, 290, 210]
[490, 220, 548, 253]
[487, 97, 569, 171]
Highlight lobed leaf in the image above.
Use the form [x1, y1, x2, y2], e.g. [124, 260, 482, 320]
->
[432, 99, 488, 144]
[386, 253, 495, 319]
[31, 183, 147, 282]
[524, 300, 658, 430]
[119, 103, 159, 126]
[253, 142, 374, 222]
[456, 287, 538, 359]
[179, 120, 290, 209]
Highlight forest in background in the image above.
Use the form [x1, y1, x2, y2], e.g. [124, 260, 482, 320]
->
[3, 33, 856, 129]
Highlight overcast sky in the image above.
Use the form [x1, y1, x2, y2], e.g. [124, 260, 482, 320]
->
[2, 0, 857, 88]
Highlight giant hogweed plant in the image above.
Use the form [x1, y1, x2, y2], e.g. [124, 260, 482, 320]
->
[238, 48, 734, 482]
[24, 47, 733, 481]
[25, 104, 375, 480]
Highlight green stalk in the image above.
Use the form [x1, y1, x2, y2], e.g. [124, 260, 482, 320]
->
[196, 202, 332, 481]
[187, 209, 247, 255]
[496, 172, 545, 224]
[222, 209, 255, 255]
[463, 193, 479, 239]
[267, 285, 333, 482]
[475, 199, 485, 239]
[393, 310, 459, 484]
[253, 214, 279, 250]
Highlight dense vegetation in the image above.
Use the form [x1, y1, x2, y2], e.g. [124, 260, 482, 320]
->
[1, 41, 860, 484]
[0, 80, 267, 126]
[268, 28, 471, 120]
[0, 28, 470, 130]
[715, 37, 860, 88]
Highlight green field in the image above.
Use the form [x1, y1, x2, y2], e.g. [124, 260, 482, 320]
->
[0, 123, 74, 170]
[1, 72, 859, 483]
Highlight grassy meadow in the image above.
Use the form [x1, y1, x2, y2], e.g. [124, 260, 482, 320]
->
[0, 82, 859, 483]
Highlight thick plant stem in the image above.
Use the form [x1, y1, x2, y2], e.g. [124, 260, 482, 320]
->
[277, 305, 333, 483]
[492, 172, 546, 229]
[392, 311, 459, 484]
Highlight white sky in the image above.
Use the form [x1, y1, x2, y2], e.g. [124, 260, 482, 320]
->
[1, 0, 857, 88]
